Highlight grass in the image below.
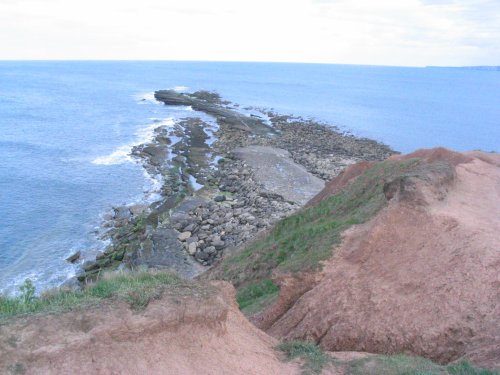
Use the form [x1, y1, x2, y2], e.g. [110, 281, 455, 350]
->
[277, 341, 330, 375]
[277, 346, 499, 375]
[236, 278, 279, 313]
[214, 158, 422, 312]
[447, 361, 498, 375]
[346, 354, 445, 375]
[346, 355, 499, 375]
[0, 270, 184, 319]
[6, 363, 26, 374]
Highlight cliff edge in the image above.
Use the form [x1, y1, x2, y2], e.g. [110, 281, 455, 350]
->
[0, 279, 299, 375]
[259, 148, 500, 370]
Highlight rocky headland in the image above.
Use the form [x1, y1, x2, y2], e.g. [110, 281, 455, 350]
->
[205, 147, 500, 371]
[3, 147, 499, 375]
[73, 90, 394, 282]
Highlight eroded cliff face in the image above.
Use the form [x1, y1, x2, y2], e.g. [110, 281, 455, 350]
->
[3, 148, 498, 374]
[0, 282, 299, 375]
[257, 149, 500, 370]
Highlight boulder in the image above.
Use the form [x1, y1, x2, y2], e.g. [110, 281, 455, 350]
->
[82, 260, 98, 272]
[66, 251, 81, 263]
[178, 231, 192, 241]
[187, 242, 197, 255]
[212, 240, 225, 250]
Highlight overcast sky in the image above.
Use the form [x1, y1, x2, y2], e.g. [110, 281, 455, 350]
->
[1, 0, 499, 66]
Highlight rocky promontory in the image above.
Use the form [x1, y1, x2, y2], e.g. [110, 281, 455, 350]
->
[73, 90, 394, 282]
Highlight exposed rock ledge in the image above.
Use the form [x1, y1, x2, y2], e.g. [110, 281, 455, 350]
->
[72, 90, 394, 283]
[233, 146, 325, 206]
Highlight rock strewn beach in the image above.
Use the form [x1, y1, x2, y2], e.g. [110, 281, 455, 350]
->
[73, 90, 395, 283]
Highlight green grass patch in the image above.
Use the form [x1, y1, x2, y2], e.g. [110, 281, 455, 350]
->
[346, 354, 444, 375]
[0, 270, 183, 319]
[236, 279, 279, 313]
[276, 347, 499, 375]
[277, 341, 330, 374]
[345, 355, 498, 375]
[447, 361, 498, 375]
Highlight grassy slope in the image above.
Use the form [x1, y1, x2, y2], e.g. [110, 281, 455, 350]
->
[0, 270, 206, 319]
[215, 158, 421, 312]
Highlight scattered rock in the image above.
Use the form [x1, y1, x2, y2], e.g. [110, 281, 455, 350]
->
[212, 240, 225, 250]
[66, 251, 81, 263]
[188, 242, 197, 255]
[82, 260, 98, 272]
[178, 231, 192, 241]
[82, 90, 394, 278]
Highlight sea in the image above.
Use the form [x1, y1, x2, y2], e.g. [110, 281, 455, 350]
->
[0, 61, 499, 295]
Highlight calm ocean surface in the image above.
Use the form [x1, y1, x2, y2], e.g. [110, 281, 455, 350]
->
[0, 61, 498, 294]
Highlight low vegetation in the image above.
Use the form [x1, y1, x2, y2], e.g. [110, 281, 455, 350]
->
[346, 355, 498, 375]
[277, 341, 498, 375]
[217, 158, 421, 312]
[277, 341, 330, 375]
[0, 270, 186, 319]
[236, 278, 279, 314]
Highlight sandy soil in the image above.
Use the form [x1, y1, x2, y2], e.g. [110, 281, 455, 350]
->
[263, 149, 500, 370]
[0, 282, 301, 375]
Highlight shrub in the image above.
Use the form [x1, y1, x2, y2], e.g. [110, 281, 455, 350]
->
[19, 279, 36, 304]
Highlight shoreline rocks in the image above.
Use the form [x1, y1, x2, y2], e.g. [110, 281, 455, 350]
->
[74, 90, 396, 282]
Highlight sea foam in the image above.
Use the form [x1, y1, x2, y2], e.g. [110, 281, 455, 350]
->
[135, 92, 161, 105]
[173, 86, 189, 92]
[92, 118, 175, 166]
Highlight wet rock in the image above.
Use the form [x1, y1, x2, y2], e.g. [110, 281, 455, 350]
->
[83, 260, 98, 272]
[95, 251, 106, 260]
[102, 212, 114, 221]
[114, 206, 131, 220]
[66, 251, 81, 263]
[130, 204, 148, 216]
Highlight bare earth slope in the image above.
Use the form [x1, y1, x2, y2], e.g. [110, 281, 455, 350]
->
[265, 149, 500, 370]
[0, 282, 299, 375]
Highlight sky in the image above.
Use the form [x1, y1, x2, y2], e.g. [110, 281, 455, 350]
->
[0, 0, 499, 66]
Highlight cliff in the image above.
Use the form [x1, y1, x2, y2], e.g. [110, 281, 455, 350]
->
[208, 148, 500, 371]
[2, 148, 498, 374]
[0, 277, 300, 375]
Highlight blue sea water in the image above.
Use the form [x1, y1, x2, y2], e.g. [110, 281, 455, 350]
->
[0, 61, 499, 294]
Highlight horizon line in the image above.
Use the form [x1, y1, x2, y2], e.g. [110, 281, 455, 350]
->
[0, 59, 497, 69]
[0, 59, 453, 69]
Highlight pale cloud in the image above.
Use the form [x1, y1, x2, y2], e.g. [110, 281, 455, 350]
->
[0, 0, 498, 66]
